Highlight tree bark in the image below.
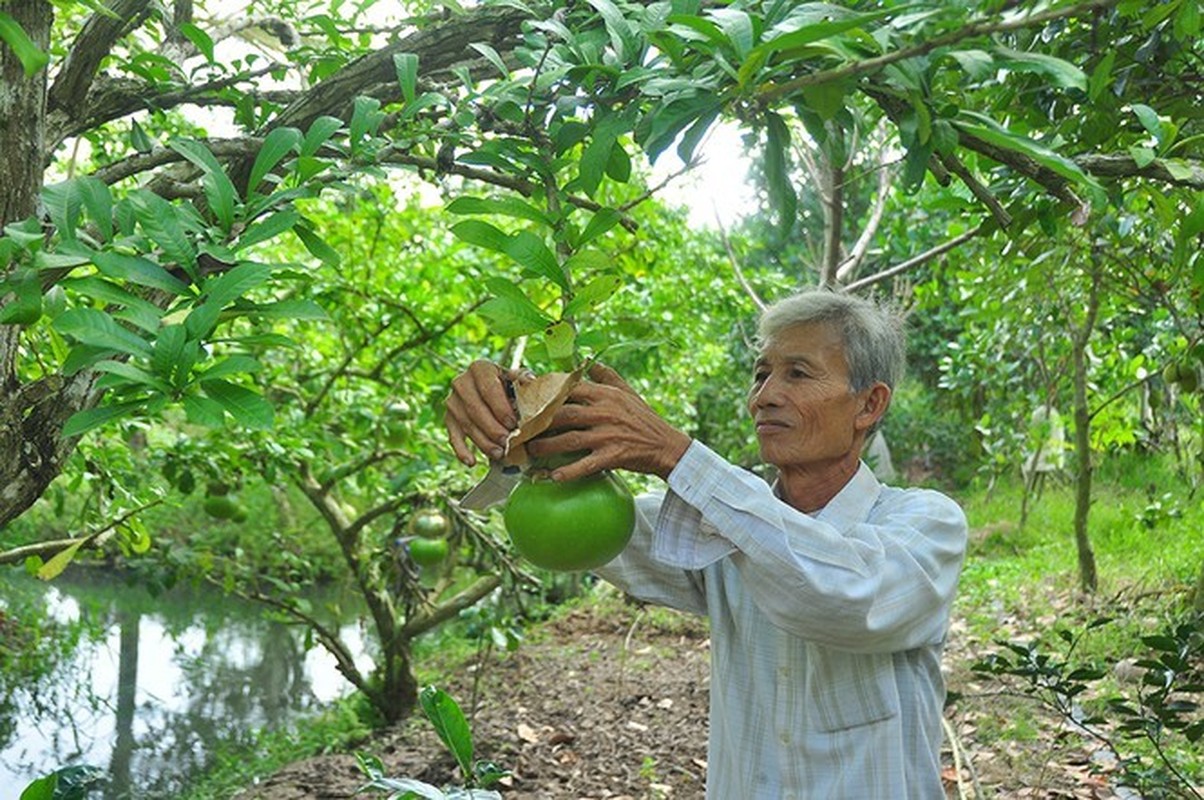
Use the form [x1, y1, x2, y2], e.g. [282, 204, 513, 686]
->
[0, 1, 81, 530]
[1070, 256, 1101, 593]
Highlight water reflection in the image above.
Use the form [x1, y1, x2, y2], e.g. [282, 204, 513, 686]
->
[0, 571, 371, 798]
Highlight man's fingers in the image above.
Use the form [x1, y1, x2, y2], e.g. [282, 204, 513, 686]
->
[587, 362, 636, 394]
[444, 412, 477, 467]
[472, 362, 518, 430]
[445, 391, 508, 461]
[550, 451, 607, 483]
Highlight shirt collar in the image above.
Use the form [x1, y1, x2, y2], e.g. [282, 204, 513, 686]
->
[812, 461, 881, 526]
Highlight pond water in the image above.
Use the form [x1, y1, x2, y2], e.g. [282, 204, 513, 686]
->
[0, 569, 372, 798]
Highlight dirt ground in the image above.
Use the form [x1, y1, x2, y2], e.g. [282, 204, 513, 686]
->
[238, 588, 1136, 800]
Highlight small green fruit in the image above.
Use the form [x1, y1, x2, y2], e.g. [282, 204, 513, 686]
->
[1177, 366, 1200, 393]
[409, 537, 449, 567]
[203, 494, 243, 520]
[409, 508, 450, 538]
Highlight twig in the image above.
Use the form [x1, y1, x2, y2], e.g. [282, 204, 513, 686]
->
[843, 224, 985, 293]
[715, 213, 765, 312]
[0, 499, 163, 567]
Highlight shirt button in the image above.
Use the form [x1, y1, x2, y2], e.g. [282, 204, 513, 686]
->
[779, 731, 791, 745]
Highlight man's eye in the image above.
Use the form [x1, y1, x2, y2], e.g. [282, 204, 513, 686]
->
[752, 371, 768, 384]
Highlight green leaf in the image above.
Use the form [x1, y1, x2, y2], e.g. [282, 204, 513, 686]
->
[503, 231, 566, 290]
[198, 355, 263, 381]
[43, 180, 84, 243]
[445, 197, 551, 226]
[394, 52, 419, 105]
[1128, 145, 1157, 169]
[993, 47, 1086, 90]
[151, 323, 187, 382]
[183, 393, 227, 427]
[638, 94, 723, 162]
[169, 139, 238, 230]
[746, 7, 893, 70]
[1130, 103, 1162, 140]
[469, 42, 509, 77]
[605, 142, 632, 183]
[1173, 0, 1200, 40]
[477, 281, 552, 338]
[584, 0, 639, 61]
[18, 772, 58, 800]
[237, 208, 301, 250]
[130, 191, 198, 277]
[248, 127, 302, 197]
[62, 398, 147, 438]
[60, 276, 165, 326]
[708, 8, 754, 59]
[178, 22, 215, 62]
[542, 320, 576, 362]
[294, 222, 342, 266]
[399, 91, 448, 123]
[451, 219, 510, 253]
[945, 49, 994, 81]
[577, 208, 622, 248]
[200, 378, 274, 429]
[578, 112, 630, 198]
[1087, 51, 1115, 102]
[0, 269, 43, 326]
[420, 686, 474, 779]
[91, 251, 192, 295]
[130, 119, 154, 153]
[94, 359, 173, 393]
[301, 116, 344, 158]
[54, 308, 153, 357]
[77, 177, 114, 242]
[954, 112, 1104, 201]
[764, 111, 797, 241]
[564, 272, 622, 318]
[37, 539, 86, 581]
[185, 262, 273, 338]
[0, 11, 50, 76]
[350, 95, 385, 146]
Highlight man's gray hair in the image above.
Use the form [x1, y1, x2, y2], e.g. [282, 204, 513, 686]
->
[757, 289, 906, 392]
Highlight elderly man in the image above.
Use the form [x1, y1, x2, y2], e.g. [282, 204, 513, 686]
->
[444, 289, 967, 799]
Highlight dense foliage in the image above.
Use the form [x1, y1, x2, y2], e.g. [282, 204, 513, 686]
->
[1, 0, 1201, 731]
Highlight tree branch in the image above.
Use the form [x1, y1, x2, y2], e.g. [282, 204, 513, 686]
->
[844, 223, 985, 293]
[938, 151, 1013, 229]
[836, 159, 893, 284]
[1075, 153, 1204, 190]
[757, 0, 1120, 105]
[402, 573, 502, 638]
[48, 0, 152, 117]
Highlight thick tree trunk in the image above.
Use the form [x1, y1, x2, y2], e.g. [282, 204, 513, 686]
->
[0, 2, 48, 226]
[0, 2, 96, 529]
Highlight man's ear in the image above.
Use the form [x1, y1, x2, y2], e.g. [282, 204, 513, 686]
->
[854, 383, 892, 433]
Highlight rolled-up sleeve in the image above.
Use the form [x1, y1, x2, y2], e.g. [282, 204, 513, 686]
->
[657, 441, 967, 652]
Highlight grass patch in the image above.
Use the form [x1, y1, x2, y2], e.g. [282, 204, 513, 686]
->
[179, 697, 372, 800]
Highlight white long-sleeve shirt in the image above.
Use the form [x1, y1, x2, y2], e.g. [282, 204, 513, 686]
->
[595, 440, 968, 799]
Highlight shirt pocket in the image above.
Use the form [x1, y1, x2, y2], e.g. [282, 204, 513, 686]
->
[807, 646, 899, 732]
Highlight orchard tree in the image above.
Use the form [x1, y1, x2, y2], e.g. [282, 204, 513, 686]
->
[3, 0, 1202, 580]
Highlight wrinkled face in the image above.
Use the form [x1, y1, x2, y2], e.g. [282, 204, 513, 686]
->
[747, 322, 869, 472]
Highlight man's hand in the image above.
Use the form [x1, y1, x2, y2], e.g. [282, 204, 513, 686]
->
[444, 360, 519, 467]
[526, 363, 692, 482]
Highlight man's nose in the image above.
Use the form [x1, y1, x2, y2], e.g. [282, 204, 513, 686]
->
[750, 375, 782, 408]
